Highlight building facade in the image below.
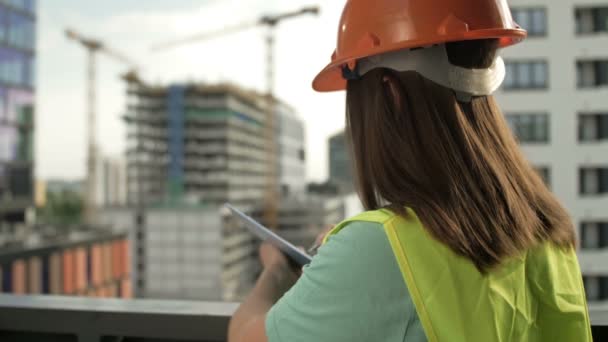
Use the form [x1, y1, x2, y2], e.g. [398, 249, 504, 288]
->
[276, 102, 306, 196]
[0, 0, 35, 223]
[99, 206, 257, 301]
[121, 76, 306, 300]
[123, 75, 304, 207]
[95, 155, 127, 208]
[328, 130, 354, 193]
[496, 0, 608, 303]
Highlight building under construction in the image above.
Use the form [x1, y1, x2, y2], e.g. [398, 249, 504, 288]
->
[119, 74, 305, 300]
[123, 74, 305, 207]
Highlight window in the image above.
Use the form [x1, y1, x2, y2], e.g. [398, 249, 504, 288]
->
[505, 113, 550, 143]
[0, 0, 35, 14]
[512, 8, 547, 36]
[8, 163, 31, 197]
[579, 113, 608, 142]
[580, 221, 608, 249]
[534, 166, 551, 188]
[583, 276, 608, 301]
[504, 61, 548, 90]
[8, 12, 35, 50]
[577, 60, 608, 88]
[576, 7, 608, 34]
[579, 167, 608, 195]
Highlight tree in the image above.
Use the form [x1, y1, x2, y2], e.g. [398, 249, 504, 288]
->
[39, 190, 83, 227]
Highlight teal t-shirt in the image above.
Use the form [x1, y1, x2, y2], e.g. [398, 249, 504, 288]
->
[266, 221, 427, 342]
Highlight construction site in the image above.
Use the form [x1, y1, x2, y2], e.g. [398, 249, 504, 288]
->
[57, 5, 343, 301]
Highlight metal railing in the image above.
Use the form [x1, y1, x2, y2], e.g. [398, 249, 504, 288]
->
[0, 294, 238, 342]
[0, 294, 607, 341]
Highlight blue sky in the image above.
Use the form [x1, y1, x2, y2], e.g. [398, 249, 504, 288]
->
[37, 0, 346, 181]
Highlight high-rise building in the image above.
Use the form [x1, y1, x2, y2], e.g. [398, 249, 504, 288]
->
[496, 1, 608, 303]
[121, 75, 306, 300]
[328, 130, 353, 193]
[123, 74, 304, 207]
[0, 0, 36, 223]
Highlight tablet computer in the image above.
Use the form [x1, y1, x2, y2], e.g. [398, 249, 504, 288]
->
[224, 203, 313, 266]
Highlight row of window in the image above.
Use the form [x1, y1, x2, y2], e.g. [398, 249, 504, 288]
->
[505, 113, 608, 144]
[511, 6, 608, 36]
[503, 60, 608, 90]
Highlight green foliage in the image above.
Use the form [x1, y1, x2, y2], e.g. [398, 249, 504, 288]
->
[39, 190, 83, 227]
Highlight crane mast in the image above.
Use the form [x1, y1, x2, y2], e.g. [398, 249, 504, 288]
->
[66, 28, 138, 225]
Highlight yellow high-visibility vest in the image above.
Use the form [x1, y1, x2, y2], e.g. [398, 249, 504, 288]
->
[323, 208, 592, 341]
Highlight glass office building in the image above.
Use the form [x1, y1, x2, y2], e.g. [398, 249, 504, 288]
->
[0, 0, 35, 222]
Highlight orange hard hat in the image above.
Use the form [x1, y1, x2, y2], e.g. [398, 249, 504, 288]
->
[313, 0, 527, 92]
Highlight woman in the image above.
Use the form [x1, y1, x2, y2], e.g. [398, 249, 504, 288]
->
[229, 0, 592, 341]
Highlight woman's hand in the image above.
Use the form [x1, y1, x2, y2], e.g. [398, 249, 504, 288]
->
[259, 242, 289, 269]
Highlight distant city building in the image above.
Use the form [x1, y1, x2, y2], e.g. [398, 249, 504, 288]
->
[307, 181, 340, 196]
[95, 155, 127, 208]
[123, 74, 305, 207]
[121, 75, 306, 299]
[328, 130, 354, 193]
[0, 231, 130, 297]
[99, 206, 256, 301]
[277, 102, 306, 196]
[0, 1, 36, 224]
[497, 1, 608, 303]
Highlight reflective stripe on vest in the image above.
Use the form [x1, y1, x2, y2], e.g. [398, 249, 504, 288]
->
[323, 208, 592, 342]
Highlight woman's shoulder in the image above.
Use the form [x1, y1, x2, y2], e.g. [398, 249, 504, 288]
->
[267, 219, 424, 342]
[313, 220, 401, 287]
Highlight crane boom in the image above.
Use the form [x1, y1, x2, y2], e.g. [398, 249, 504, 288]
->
[151, 21, 259, 51]
[259, 6, 320, 25]
[151, 6, 320, 52]
[66, 28, 139, 68]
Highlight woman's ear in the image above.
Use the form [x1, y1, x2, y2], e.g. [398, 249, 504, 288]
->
[382, 73, 403, 111]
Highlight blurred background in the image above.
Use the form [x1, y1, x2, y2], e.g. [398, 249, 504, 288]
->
[0, 0, 606, 319]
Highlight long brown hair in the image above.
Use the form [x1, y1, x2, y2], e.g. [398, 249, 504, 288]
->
[346, 39, 575, 271]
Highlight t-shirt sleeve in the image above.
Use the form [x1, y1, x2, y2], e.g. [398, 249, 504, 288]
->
[265, 221, 419, 342]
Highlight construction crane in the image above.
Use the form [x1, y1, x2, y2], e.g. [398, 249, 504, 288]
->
[65, 28, 139, 225]
[152, 6, 320, 229]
